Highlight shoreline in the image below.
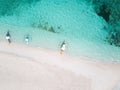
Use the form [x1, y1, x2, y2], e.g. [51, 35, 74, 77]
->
[0, 24, 120, 62]
[0, 41, 120, 90]
[0, 23, 120, 62]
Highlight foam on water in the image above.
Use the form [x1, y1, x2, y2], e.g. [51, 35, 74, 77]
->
[0, 0, 120, 62]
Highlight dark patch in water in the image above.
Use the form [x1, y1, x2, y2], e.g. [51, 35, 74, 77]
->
[31, 22, 60, 34]
[106, 30, 120, 47]
[97, 4, 111, 22]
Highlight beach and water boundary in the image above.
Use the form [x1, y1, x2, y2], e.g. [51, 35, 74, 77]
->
[0, 23, 120, 62]
[0, 0, 120, 62]
[0, 0, 120, 90]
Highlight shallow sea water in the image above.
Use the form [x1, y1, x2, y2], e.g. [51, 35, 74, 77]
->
[0, 0, 120, 62]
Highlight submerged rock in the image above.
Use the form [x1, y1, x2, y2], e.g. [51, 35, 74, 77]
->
[107, 30, 120, 46]
[97, 4, 110, 22]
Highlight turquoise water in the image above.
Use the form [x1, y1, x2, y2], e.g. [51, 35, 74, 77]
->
[0, 0, 120, 61]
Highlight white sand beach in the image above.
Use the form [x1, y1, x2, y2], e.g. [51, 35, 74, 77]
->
[0, 42, 120, 90]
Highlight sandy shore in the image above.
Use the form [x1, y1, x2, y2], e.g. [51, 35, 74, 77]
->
[0, 42, 120, 90]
